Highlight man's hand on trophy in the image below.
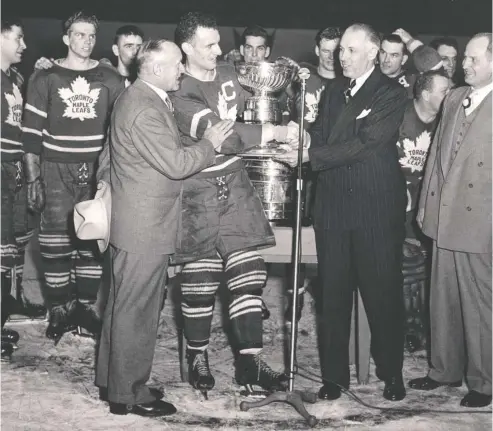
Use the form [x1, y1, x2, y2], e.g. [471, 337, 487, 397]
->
[274, 148, 310, 168]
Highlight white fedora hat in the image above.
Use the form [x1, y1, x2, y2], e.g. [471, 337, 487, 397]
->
[73, 181, 111, 253]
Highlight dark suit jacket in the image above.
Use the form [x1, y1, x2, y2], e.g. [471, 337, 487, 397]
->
[419, 87, 492, 254]
[308, 68, 408, 230]
[99, 79, 216, 255]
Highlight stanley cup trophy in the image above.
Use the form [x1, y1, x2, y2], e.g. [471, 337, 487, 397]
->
[236, 60, 296, 125]
[236, 60, 299, 224]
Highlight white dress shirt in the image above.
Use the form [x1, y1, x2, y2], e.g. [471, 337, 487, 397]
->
[349, 66, 375, 97]
[465, 82, 493, 116]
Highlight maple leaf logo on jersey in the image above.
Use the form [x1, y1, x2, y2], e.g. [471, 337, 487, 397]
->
[217, 92, 238, 121]
[398, 130, 432, 173]
[58, 76, 100, 121]
[304, 87, 324, 123]
[4, 84, 23, 127]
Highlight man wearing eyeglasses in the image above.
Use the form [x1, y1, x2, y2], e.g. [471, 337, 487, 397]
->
[21, 11, 124, 345]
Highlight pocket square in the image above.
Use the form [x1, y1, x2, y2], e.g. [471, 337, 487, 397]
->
[356, 109, 371, 120]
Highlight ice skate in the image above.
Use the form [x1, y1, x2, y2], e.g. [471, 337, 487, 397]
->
[187, 349, 215, 399]
[235, 353, 289, 397]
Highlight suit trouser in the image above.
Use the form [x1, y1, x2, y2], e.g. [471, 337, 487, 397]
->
[428, 241, 492, 395]
[95, 245, 168, 404]
[315, 224, 405, 388]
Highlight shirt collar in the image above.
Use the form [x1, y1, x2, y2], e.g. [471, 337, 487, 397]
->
[470, 82, 493, 100]
[141, 79, 171, 105]
[351, 65, 375, 96]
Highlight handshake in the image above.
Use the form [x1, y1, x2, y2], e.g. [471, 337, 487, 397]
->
[262, 121, 310, 150]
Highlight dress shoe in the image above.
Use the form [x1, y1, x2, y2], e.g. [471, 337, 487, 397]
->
[99, 387, 164, 402]
[383, 376, 406, 401]
[408, 376, 462, 391]
[460, 391, 492, 408]
[1, 341, 13, 361]
[2, 328, 20, 344]
[318, 383, 341, 400]
[109, 399, 177, 417]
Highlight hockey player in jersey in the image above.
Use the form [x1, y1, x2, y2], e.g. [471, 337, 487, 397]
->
[1, 17, 47, 360]
[34, 25, 144, 87]
[171, 12, 302, 397]
[22, 11, 124, 344]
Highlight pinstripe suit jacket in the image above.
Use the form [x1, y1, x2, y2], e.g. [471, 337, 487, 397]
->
[308, 68, 408, 230]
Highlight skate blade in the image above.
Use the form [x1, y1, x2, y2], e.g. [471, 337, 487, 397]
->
[240, 384, 270, 398]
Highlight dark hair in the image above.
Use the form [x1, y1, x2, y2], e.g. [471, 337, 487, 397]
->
[175, 12, 218, 47]
[1, 16, 23, 34]
[62, 11, 99, 35]
[241, 25, 270, 47]
[380, 34, 408, 58]
[346, 23, 380, 49]
[429, 36, 459, 53]
[414, 69, 449, 99]
[113, 25, 144, 45]
[315, 27, 342, 47]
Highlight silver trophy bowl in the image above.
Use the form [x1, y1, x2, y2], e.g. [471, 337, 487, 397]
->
[236, 60, 296, 124]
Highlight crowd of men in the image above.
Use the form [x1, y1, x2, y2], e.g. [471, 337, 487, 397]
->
[1, 9, 491, 418]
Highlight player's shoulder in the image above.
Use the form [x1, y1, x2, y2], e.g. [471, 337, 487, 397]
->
[379, 71, 408, 98]
[216, 61, 240, 81]
[9, 66, 24, 85]
[95, 62, 124, 84]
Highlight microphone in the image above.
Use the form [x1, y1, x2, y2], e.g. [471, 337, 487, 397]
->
[298, 68, 311, 81]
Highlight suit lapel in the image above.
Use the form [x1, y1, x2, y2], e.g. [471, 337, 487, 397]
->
[133, 78, 179, 136]
[327, 69, 381, 146]
[451, 92, 492, 167]
[439, 87, 470, 177]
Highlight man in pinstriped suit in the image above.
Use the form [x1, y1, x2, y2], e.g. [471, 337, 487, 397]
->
[277, 23, 408, 401]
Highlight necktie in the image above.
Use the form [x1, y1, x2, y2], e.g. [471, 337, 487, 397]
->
[164, 96, 173, 112]
[344, 79, 356, 103]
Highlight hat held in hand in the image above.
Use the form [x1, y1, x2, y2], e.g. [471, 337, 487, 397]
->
[412, 45, 444, 73]
[73, 181, 111, 253]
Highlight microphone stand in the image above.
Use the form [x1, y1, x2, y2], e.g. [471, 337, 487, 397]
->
[239, 69, 318, 427]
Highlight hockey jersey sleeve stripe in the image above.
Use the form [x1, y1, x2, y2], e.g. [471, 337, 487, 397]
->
[25, 103, 47, 118]
[1, 148, 24, 153]
[22, 127, 43, 136]
[42, 130, 105, 141]
[42, 141, 103, 153]
[1, 138, 23, 146]
[190, 108, 213, 139]
[202, 156, 241, 172]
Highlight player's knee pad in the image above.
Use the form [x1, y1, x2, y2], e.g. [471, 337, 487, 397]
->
[224, 250, 267, 296]
[181, 257, 223, 307]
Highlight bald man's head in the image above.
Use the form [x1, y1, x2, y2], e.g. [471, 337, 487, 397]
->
[136, 39, 184, 91]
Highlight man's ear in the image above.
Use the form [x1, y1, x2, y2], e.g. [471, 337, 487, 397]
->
[112, 44, 119, 58]
[422, 89, 431, 102]
[402, 53, 409, 66]
[62, 34, 69, 47]
[265, 46, 271, 59]
[152, 63, 161, 76]
[182, 42, 193, 56]
[368, 44, 379, 62]
[239, 45, 244, 56]
[315, 45, 320, 58]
